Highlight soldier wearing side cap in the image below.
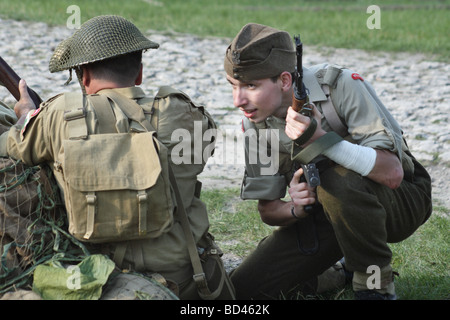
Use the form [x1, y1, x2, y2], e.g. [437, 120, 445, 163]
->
[224, 23, 432, 300]
[0, 15, 234, 300]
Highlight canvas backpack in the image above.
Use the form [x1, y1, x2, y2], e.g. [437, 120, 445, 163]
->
[60, 86, 217, 244]
[60, 90, 174, 243]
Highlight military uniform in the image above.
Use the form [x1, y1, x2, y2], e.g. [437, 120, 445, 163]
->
[0, 15, 235, 300]
[0, 85, 223, 299]
[225, 24, 432, 299]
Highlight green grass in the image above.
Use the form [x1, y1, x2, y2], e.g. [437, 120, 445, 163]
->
[389, 207, 450, 300]
[2, 0, 447, 300]
[202, 188, 450, 300]
[0, 0, 448, 61]
[201, 188, 274, 257]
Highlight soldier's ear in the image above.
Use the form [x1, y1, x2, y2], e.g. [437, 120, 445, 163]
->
[81, 66, 91, 88]
[279, 71, 292, 92]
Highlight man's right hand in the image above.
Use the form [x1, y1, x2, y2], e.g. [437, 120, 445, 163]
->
[285, 106, 326, 147]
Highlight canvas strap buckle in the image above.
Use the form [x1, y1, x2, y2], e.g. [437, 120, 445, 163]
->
[137, 190, 148, 235]
[193, 272, 209, 292]
[64, 92, 88, 139]
[83, 192, 97, 239]
[64, 107, 86, 121]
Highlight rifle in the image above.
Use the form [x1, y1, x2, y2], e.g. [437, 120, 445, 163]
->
[0, 56, 42, 108]
[292, 35, 312, 118]
[291, 35, 320, 214]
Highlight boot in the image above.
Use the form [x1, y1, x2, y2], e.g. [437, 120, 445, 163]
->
[316, 260, 350, 294]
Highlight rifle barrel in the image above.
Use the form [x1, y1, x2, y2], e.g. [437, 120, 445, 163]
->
[0, 56, 42, 108]
[292, 35, 307, 112]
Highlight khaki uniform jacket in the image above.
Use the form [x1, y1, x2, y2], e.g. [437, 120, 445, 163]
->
[241, 63, 415, 200]
[0, 86, 209, 283]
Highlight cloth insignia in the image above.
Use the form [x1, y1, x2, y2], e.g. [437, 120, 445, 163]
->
[20, 107, 41, 140]
[351, 73, 364, 81]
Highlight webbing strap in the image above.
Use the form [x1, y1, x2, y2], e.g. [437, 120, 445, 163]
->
[137, 190, 148, 236]
[320, 85, 348, 137]
[291, 115, 318, 163]
[97, 89, 155, 132]
[64, 92, 88, 140]
[83, 192, 96, 240]
[168, 166, 213, 298]
[292, 117, 318, 147]
[291, 131, 343, 165]
[88, 94, 117, 133]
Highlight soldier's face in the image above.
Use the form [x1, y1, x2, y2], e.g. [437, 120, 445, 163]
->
[226, 75, 285, 123]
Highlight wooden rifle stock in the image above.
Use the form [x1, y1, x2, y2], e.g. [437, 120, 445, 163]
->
[292, 93, 307, 113]
[0, 56, 42, 108]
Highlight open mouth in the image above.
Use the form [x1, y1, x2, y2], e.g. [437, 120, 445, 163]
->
[242, 109, 257, 118]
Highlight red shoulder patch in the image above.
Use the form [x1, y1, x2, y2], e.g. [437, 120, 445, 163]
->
[351, 73, 364, 81]
[20, 107, 41, 140]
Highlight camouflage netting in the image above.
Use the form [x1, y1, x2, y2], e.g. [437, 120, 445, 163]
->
[0, 157, 178, 300]
[0, 158, 89, 294]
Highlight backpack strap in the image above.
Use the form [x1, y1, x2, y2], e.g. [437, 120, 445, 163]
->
[315, 65, 349, 138]
[64, 92, 88, 140]
[87, 94, 117, 133]
[320, 84, 348, 137]
[98, 89, 155, 132]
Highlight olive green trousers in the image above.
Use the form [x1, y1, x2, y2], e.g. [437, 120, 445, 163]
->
[230, 157, 432, 299]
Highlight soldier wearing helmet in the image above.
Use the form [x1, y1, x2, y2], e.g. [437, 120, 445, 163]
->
[0, 15, 234, 300]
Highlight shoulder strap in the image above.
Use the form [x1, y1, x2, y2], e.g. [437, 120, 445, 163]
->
[87, 94, 117, 133]
[320, 84, 348, 137]
[99, 89, 155, 132]
[64, 91, 88, 140]
[313, 65, 349, 138]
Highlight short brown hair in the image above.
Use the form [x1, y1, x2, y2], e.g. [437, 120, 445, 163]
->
[87, 51, 142, 83]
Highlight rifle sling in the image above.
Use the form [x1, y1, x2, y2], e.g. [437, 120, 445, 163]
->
[292, 116, 317, 147]
[291, 131, 343, 165]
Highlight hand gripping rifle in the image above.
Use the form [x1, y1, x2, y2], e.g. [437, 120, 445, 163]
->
[0, 56, 42, 108]
[291, 35, 320, 214]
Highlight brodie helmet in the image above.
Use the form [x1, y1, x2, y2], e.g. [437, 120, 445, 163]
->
[49, 15, 159, 78]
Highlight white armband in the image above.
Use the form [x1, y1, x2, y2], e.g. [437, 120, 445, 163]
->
[323, 140, 377, 176]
